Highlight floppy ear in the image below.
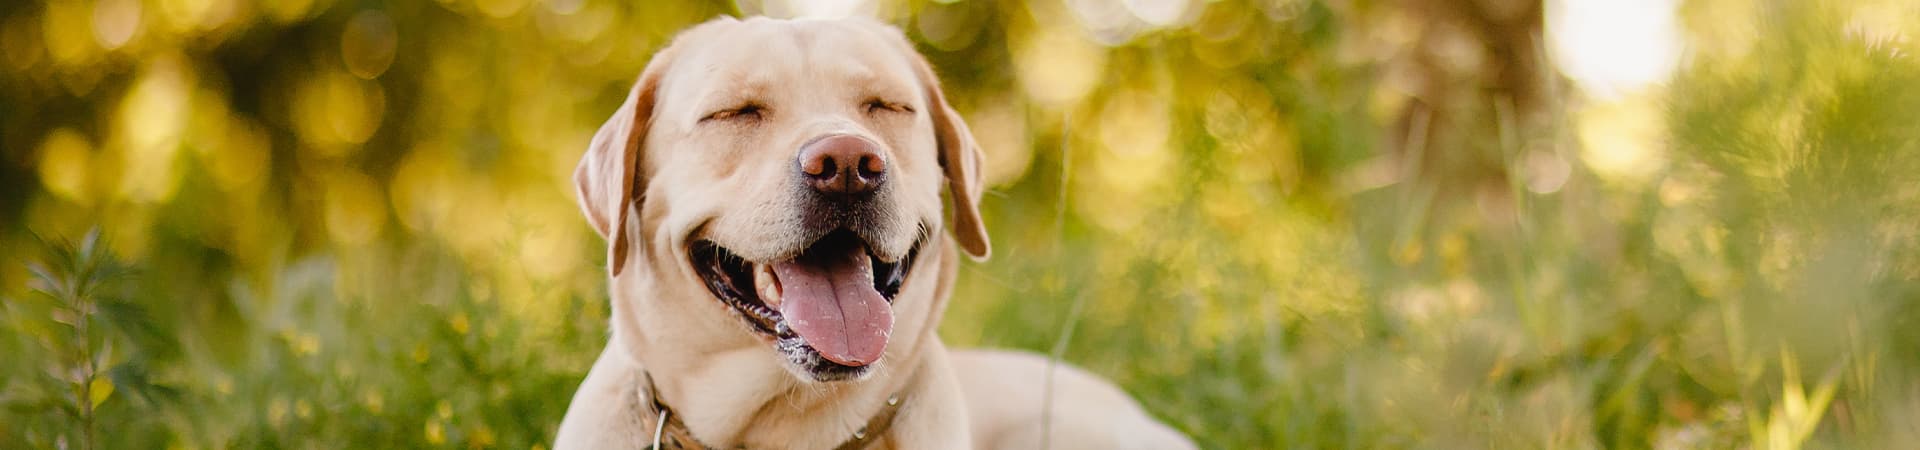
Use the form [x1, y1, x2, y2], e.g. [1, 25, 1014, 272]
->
[905, 48, 992, 261]
[575, 58, 670, 276]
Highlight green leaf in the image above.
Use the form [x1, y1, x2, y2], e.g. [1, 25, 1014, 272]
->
[88, 377, 113, 409]
[97, 298, 172, 356]
[107, 363, 181, 406]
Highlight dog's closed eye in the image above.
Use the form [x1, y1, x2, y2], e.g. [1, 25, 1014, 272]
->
[863, 99, 913, 115]
[702, 103, 767, 122]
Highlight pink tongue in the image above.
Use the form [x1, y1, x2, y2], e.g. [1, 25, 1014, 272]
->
[773, 246, 893, 367]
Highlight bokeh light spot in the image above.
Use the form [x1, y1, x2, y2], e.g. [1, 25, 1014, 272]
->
[1080, 89, 1173, 233]
[1577, 99, 1665, 183]
[507, 191, 582, 281]
[1548, 0, 1682, 100]
[1015, 28, 1106, 107]
[207, 120, 273, 193]
[391, 147, 457, 233]
[1521, 150, 1571, 194]
[966, 99, 1033, 187]
[294, 72, 386, 152]
[91, 0, 142, 50]
[323, 170, 387, 246]
[2, 15, 45, 71]
[262, 0, 317, 23]
[37, 129, 95, 204]
[474, 0, 530, 19]
[158, 0, 237, 32]
[1067, 0, 1144, 45]
[749, 0, 876, 19]
[342, 10, 398, 79]
[116, 56, 193, 203]
[914, 2, 980, 52]
[1123, 0, 1193, 28]
[543, 0, 584, 15]
[43, 1, 99, 65]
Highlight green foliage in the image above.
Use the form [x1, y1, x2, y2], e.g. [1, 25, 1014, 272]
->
[3, 229, 174, 449]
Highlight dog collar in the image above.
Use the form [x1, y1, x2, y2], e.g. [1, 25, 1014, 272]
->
[637, 371, 906, 450]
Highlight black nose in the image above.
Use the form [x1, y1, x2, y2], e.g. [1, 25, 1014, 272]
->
[798, 134, 886, 195]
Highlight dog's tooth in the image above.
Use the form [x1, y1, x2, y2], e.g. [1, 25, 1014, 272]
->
[756, 264, 782, 307]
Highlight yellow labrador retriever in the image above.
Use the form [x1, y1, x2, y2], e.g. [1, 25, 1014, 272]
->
[554, 16, 1194, 450]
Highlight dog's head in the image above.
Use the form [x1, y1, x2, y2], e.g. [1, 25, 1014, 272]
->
[573, 17, 989, 383]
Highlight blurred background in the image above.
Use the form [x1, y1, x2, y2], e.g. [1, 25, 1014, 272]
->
[3, 0, 1918, 448]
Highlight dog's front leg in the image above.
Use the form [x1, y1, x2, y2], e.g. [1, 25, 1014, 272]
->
[555, 342, 654, 450]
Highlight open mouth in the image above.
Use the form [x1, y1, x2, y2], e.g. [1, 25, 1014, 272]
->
[691, 229, 919, 379]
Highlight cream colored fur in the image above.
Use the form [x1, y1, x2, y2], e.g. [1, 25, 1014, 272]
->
[554, 16, 1194, 450]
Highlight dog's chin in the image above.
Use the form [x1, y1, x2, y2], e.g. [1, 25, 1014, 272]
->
[774, 335, 875, 382]
[690, 229, 921, 383]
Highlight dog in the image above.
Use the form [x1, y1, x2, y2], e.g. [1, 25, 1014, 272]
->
[553, 16, 1195, 450]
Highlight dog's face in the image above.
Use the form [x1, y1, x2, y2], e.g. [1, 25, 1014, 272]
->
[573, 17, 989, 383]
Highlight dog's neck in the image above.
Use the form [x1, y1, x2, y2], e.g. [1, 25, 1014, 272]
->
[634, 363, 911, 450]
[609, 334, 931, 449]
